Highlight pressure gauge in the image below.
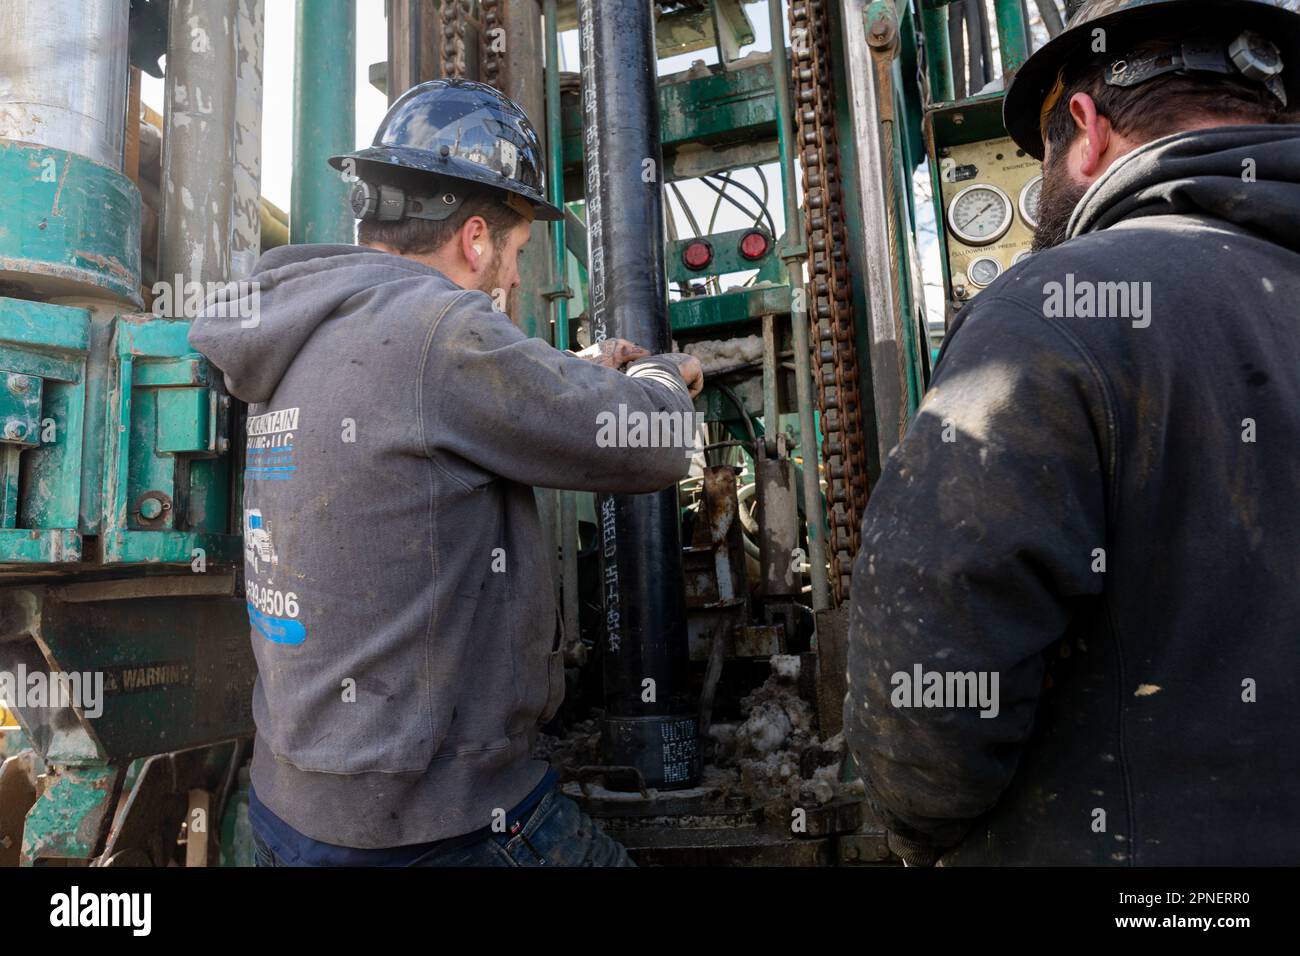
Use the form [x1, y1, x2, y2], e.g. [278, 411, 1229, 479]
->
[947, 183, 1013, 245]
[1012, 249, 1034, 266]
[966, 256, 1002, 287]
[1019, 175, 1043, 230]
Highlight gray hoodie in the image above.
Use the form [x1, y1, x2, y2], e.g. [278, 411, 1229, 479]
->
[189, 244, 695, 847]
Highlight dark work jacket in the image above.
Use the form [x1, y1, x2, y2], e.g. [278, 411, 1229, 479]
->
[845, 125, 1300, 865]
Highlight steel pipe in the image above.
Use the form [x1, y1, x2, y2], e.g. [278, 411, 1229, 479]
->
[578, 0, 699, 790]
[0, 0, 131, 169]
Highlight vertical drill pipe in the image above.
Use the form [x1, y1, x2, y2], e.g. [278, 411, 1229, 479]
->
[160, 0, 239, 284]
[545, 0, 580, 651]
[768, 0, 830, 611]
[545, 0, 568, 345]
[578, 0, 699, 789]
[0, 0, 130, 169]
[291, 0, 356, 244]
[231, 0, 266, 279]
[499, 0, 551, 341]
[761, 313, 779, 449]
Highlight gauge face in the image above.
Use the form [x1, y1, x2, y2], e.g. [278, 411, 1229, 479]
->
[948, 183, 1013, 245]
[1012, 248, 1033, 266]
[966, 256, 1002, 287]
[1019, 175, 1043, 230]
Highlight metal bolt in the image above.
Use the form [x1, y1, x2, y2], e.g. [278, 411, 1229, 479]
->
[953, 112, 965, 125]
[6, 374, 28, 395]
[3, 421, 25, 440]
[139, 498, 162, 520]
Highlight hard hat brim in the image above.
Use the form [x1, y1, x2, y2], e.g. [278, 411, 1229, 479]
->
[330, 144, 565, 222]
[1004, 0, 1300, 160]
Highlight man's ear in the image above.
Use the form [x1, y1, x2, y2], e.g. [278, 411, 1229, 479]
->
[460, 216, 490, 271]
[1067, 92, 1111, 181]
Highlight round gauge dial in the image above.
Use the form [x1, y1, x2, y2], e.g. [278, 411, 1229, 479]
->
[1019, 175, 1043, 230]
[1012, 248, 1034, 266]
[966, 256, 1002, 287]
[947, 183, 1013, 245]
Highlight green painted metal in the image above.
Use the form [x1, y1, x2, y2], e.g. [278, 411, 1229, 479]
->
[993, 0, 1031, 75]
[562, 58, 778, 171]
[919, 3, 954, 101]
[100, 316, 239, 565]
[545, 0, 570, 345]
[0, 298, 89, 563]
[291, 0, 356, 245]
[897, 3, 929, 174]
[0, 143, 141, 307]
[667, 227, 782, 286]
[670, 283, 792, 334]
[0, 585, 256, 766]
[552, 0, 754, 57]
[20, 764, 122, 864]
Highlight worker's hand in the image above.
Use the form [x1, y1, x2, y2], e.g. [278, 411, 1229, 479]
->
[656, 352, 705, 400]
[574, 338, 651, 369]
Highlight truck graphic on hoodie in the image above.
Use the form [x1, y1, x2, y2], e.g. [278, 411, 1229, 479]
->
[243, 509, 277, 574]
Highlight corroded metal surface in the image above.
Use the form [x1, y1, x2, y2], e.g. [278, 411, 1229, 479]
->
[0, 143, 142, 306]
[789, 0, 869, 604]
[160, 0, 238, 283]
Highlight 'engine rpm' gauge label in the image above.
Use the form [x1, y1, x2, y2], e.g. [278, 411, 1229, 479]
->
[947, 183, 1013, 246]
[1019, 175, 1043, 230]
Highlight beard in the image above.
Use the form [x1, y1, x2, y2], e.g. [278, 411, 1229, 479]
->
[1031, 148, 1089, 252]
[474, 255, 505, 297]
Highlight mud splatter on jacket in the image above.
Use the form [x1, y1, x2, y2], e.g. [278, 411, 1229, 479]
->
[190, 246, 694, 847]
[846, 125, 1300, 865]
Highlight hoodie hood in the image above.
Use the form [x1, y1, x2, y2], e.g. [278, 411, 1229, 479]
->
[188, 244, 453, 403]
[1068, 124, 1300, 251]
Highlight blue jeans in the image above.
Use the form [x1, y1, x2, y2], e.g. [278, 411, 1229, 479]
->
[251, 789, 636, 867]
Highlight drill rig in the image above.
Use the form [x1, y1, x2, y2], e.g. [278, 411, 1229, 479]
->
[0, 0, 1050, 866]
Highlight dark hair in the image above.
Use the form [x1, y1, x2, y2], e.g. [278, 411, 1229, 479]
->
[1043, 34, 1285, 155]
[357, 184, 527, 255]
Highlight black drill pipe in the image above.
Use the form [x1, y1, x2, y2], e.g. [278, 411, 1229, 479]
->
[577, 0, 699, 789]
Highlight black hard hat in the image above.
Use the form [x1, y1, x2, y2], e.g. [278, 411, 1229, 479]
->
[1004, 0, 1300, 159]
[330, 78, 563, 221]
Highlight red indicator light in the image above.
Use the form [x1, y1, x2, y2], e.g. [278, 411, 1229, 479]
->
[682, 239, 713, 271]
[739, 230, 769, 261]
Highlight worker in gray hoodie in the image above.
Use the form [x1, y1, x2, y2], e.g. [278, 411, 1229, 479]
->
[189, 80, 703, 866]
